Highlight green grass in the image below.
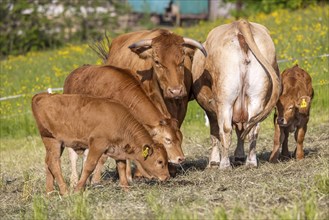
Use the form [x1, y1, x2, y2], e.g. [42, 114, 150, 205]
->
[0, 4, 329, 220]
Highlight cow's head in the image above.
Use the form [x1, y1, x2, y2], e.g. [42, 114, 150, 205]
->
[129, 32, 207, 99]
[276, 95, 312, 126]
[145, 118, 185, 164]
[133, 143, 170, 181]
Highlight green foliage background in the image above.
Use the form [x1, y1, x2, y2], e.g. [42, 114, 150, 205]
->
[0, 0, 130, 57]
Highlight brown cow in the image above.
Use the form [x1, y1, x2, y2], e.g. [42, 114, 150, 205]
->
[63, 65, 184, 186]
[269, 65, 314, 162]
[192, 19, 281, 169]
[32, 93, 170, 195]
[91, 28, 207, 126]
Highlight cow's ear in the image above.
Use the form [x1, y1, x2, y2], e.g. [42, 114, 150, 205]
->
[142, 145, 153, 159]
[128, 40, 153, 59]
[130, 46, 153, 59]
[123, 144, 134, 154]
[143, 124, 157, 136]
[184, 47, 196, 59]
[295, 96, 311, 114]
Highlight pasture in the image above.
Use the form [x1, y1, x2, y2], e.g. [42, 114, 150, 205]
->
[1, 4, 328, 220]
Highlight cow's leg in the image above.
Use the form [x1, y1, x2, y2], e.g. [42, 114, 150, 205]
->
[281, 129, 290, 160]
[116, 160, 129, 189]
[269, 123, 284, 163]
[126, 159, 133, 183]
[91, 154, 108, 185]
[68, 148, 79, 188]
[245, 123, 260, 167]
[75, 138, 107, 192]
[207, 112, 221, 168]
[294, 125, 307, 160]
[234, 127, 245, 165]
[42, 137, 68, 195]
[217, 108, 233, 169]
[45, 150, 54, 194]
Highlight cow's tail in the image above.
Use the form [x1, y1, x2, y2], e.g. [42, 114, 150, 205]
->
[238, 19, 281, 139]
[88, 31, 111, 63]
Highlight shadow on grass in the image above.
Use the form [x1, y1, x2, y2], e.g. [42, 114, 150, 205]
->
[94, 147, 320, 188]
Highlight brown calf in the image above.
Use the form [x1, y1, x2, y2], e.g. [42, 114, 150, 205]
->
[269, 65, 314, 162]
[32, 93, 170, 195]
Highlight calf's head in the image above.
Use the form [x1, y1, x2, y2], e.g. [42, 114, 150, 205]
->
[129, 32, 207, 99]
[146, 118, 185, 164]
[134, 143, 170, 181]
[276, 95, 312, 126]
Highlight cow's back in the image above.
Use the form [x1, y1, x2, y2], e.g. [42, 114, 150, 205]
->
[32, 93, 149, 145]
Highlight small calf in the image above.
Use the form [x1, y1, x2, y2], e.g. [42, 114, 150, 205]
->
[32, 93, 170, 195]
[269, 65, 314, 162]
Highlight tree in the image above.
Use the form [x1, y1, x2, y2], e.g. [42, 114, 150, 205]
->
[0, 0, 131, 57]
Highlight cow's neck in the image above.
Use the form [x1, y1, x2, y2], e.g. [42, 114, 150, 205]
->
[140, 71, 171, 119]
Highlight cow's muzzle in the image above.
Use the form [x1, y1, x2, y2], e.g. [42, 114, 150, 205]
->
[166, 86, 186, 99]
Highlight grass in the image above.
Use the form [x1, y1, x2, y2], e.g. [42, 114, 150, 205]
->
[0, 120, 328, 219]
[0, 3, 329, 220]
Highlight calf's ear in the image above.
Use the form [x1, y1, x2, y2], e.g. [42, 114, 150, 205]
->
[142, 145, 154, 160]
[295, 96, 311, 114]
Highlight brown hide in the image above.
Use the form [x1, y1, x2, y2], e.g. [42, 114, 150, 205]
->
[104, 29, 201, 126]
[32, 93, 170, 194]
[269, 65, 313, 162]
[63, 65, 184, 163]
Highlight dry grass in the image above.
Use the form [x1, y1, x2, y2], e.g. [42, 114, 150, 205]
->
[1, 116, 328, 220]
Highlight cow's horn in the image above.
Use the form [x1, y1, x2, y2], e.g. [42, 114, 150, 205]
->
[183, 37, 207, 57]
[128, 39, 152, 49]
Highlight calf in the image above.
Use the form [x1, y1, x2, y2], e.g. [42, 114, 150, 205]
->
[32, 93, 170, 195]
[63, 65, 184, 185]
[269, 65, 314, 162]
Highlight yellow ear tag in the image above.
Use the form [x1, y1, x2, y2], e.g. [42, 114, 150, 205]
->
[142, 147, 149, 158]
[300, 99, 307, 108]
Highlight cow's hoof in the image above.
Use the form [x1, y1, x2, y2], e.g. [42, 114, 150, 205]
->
[245, 158, 258, 168]
[232, 157, 246, 166]
[219, 158, 231, 169]
[269, 158, 279, 163]
[207, 161, 220, 169]
[91, 183, 104, 189]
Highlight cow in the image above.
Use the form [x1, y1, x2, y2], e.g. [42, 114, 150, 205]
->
[91, 28, 207, 126]
[192, 19, 281, 169]
[31, 93, 170, 195]
[269, 65, 314, 163]
[63, 65, 184, 186]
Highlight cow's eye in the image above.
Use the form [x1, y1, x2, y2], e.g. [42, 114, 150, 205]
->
[165, 137, 172, 144]
[157, 160, 163, 165]
[154, 60, 161, 66]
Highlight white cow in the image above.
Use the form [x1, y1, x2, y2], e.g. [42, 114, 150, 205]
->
[192, 19, 281, 169]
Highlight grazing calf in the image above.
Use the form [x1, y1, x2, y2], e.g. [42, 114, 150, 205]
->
[32, 93, 170, 195]
[269, 65, 314, 162]
[64, 65, 184, 185]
